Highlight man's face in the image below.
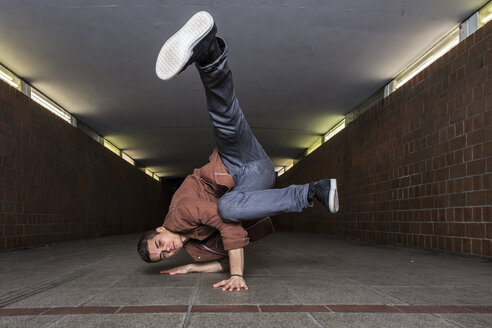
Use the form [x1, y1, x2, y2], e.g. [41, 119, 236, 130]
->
[147, 227, 183, 262]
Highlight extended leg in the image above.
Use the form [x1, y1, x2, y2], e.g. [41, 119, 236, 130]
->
[197, 37, 270, 176]
[218, 184, 312, 222]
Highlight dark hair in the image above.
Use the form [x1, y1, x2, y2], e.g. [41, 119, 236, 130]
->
[137, 230, 160, 263]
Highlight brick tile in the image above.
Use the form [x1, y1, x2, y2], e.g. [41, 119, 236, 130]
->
[466, 223, 485, 238]
[465, 306, 492, 314]
[462, 238, 472, 254]
[466, 128, 484, 146]
[466, 159, 486, 175]
[452, 237, 463, 252]
[487, 223, 492, 239]
[0, 308, 49, 316]
[463, 208, 473, 221]
[328, 305, 399, 313]
[119, 306, 188, 313]
[485, 49, 492, 67]
[482, 239, 492, 257]
[467, 191, 487, 206]
[449, 223, 465, 237]
[191, 305, 258, 313]
[44, 307, 118, 315]
[472, 239, 482, 254]
[396, 306, 472, 313]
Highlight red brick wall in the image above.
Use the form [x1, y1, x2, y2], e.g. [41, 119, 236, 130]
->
[0, 83, 166, 249]
[274, 23, 491, 257]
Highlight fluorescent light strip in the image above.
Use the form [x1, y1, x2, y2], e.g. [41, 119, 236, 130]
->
[145, 169, 153, 177]
[306, 137, 322, 156]
[283, 159, 294, 172]
[479, 1, 492, 26]
[395, 36, 459, 89]
[103, 139, 120, 156]
[153, 173, 160, 181]
[324, 120, 346, 142]
[121, 152, 135, 165]
[0, 70, 19, 88]
[31, 91, 71, 123]
[1, 64, 146, 174]
[277, 167, 285, 176]
[482, 12, 492, 24]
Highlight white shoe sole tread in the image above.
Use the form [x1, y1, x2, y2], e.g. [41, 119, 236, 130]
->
[329, 178, 339, 213]
[155, 11, 214, 80]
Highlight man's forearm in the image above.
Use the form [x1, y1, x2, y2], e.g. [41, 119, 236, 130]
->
[191, 261, 222, 273]
[227, 248, 244, 275]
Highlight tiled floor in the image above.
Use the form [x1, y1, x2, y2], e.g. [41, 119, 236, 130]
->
[1, 232, 491, 327]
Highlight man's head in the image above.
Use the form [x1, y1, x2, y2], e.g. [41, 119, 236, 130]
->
[137, 227, 185, 263]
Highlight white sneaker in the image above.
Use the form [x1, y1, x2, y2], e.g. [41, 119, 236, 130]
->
[311, 178, 339, 213]
[155, 11, 215, 80]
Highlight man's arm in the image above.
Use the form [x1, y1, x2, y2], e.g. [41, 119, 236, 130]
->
[160, 260, 222, 275]
[212, 247, 248, 292]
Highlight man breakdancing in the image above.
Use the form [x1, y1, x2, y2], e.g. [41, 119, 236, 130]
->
[137, 11, 339, 292]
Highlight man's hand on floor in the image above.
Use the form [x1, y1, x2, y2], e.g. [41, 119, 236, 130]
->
[213, 276, 248, 292]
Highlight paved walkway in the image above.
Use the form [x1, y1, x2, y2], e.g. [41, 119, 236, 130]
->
[1, 232, 491, 327]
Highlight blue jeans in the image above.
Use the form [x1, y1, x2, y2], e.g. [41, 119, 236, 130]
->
[197, 37, 312, 222]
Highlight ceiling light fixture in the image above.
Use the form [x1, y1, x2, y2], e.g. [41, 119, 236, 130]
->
[479, 1, 492, 26]
[393, 28, 459, 90]
[324, 119, 346, 143]
[306, 137, 322, 156]
[482, 12, 492, 24]
[121, 152, 135, 165]
[284, 160, 294, 172]
[103, 139, 121, 156]
[31, 90, 71, 123]
[0, 70, 18, 88]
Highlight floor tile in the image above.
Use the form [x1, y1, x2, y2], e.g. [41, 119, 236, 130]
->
[328, 305, 400, 313]
[194, 284, 299, 305]
[311, 313, 458, 328]
[373, 286, 492, 305]
[113, 272, 198, 288]
[260, 305, 328, 312]
[4, 287, 106, 308]
[0, 308, 49, 316]
[438, 314, 492, 328]
[0, 315, 61, 328]
[119, 305, 188, 313]
[287, 283, 404, 305]
[83, 287, 194, 306]
[187, 313, 324, 328]
[49, 313, 185, 328]
[191, 305, 259, 312]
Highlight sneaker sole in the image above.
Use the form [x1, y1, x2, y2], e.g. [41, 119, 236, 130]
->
[155, 11, 214, 80]
[329, 178, 339, 213]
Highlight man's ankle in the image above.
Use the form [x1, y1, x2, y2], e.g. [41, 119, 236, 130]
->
[197, 37, 222, 66]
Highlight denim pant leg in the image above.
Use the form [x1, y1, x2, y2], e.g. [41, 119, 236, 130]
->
[197, 37, 312, 222]
[197, 37, 269, 175]
[218, 183, 313, 222]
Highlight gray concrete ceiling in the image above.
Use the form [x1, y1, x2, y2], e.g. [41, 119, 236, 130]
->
[0, 0, 487, 177]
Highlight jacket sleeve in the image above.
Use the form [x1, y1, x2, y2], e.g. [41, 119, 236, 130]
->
[198, 206, 249, 251]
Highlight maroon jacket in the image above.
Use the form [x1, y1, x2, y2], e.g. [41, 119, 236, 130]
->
[163, 148, 274, 271]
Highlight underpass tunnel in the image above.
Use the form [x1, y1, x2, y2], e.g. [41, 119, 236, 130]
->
[0, 1, 491, 327]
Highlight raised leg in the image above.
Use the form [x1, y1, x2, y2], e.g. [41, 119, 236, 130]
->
[197, 37, 313, 221]
[197, 37, 271, 178]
